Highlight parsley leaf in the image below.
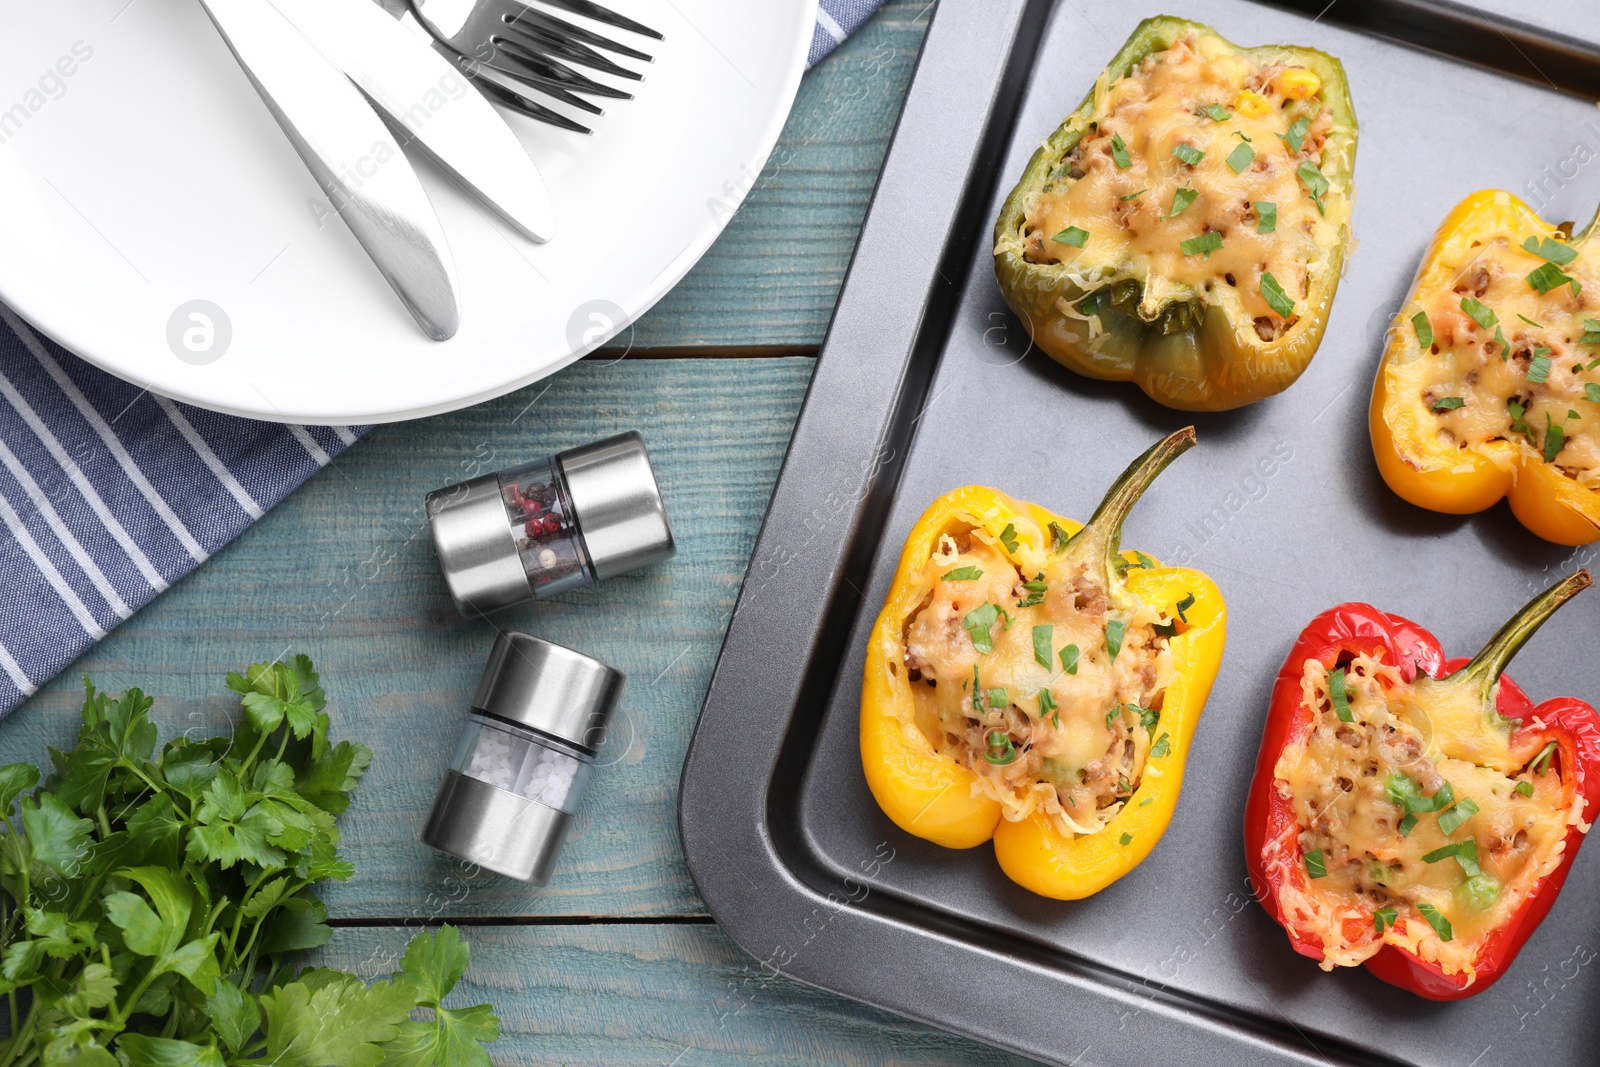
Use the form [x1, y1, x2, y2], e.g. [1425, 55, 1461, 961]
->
[1437, 796, 1480, 836]
[259, 971, 418, 1067]
[1412, 311, 1434, 348]
[1296, 160, 1330, 214]
[1120, 189, 1147, 201]
[1060, 644, 1080, 675]
[1049, 520, 1072, 553]
[1522, 234, 1578, 265]
[1053, 226, 1090, 249]
[963, 603, 1000, 655]
[1104, 619, 1128, 659]
[1417, 902, 1454, 942]
[1151, 732, 1172, 758]
[1175, 593, 1195, 621]
[998, 523, 1020, 553]
[1226, 142, 1256, 174]
[1260, 272, 1296, 319]
[1110, 132, 1131, 169]
[1328, 667, 1354, 722]
[1199, 103, 1230, 120]
[1166, 187, 1199, 218]
[1181, 232, 1224, 257]
[1544, 413, 1566, 464]
[1283, 116, 1310, 153]
[1527, 261, 1580, 296]
[1527, 349, 1552, 384]
[1173, 143, 1205, 165]
[1373, 907, 1398, 933]
[1432, 396, 1464, 412]
[942, 565, 983, 581]
[1033, 624, 1053, 668]
[1256, 201, 1277, 234]
[1304, 850, 1327, 878]
[1460, 296, 1498, 331]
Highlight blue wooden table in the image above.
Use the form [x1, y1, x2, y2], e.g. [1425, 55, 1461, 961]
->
[0, 2, 1042, 1063]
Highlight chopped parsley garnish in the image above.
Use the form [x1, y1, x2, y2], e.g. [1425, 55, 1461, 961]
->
[1166, 187, 1199, 218]
[1515, 780, 1535, 797]
[1583, 319, 1600, 345]
[1172, 143, 1205, 165]
[1437, 796, 1480, 836]
[1531, 740, 1558, 776]
[1373, 907, 1398, 933]
[1175, 593, 1195, 621]
[1432, 396, 1465, 412]
[1586, 383, 1600, 404]
[1038, 687, 1059, 726]
[998, 523, 1020, 553]
[988, 687, 1009, 708]
[1018, 576, 1048, 607]
[1495, 325, 1510, 357]
[1060, 644, 1079, 675]
[1422, 839, 1482, 877]
[1120, 189, 1147, 201]
[971, 666, 983, 708]
[1256, 201, 1277, 234]
[1181, 232, 1224, 257]
[1053, 226, 1090, 249]
[1509, 400, 1531, 438]
[1078, 293, 1100, 318]
[1399, 815, 1418, 837]
[1110, 132, 1132, 169]
[1283, 116, 1310, 153]
[1296, 160, 1329, 214]
[983, 730, 1018, 765]
[942, 565, 982, 581]
[1119, 832, 1134, 846]
[1328, 666, 1353, 722]
[1033, 624, 1053, 668]
[1304, 849, 1327, 878]
[963, 602, 1000, 654]
[1133, 550, 1157, 570]
[1527, 349, 1552, 384]
[1387, 774, 1455, 830]
[1049, 520, 1071, 553]
[1522, 235, 1578, 265]
[1151, 732, 1171, 758]
[1198, 103, 1230, 121]
[1527, 261, 1580, 297]
[1417, 903, 1453, 942]
[1104, 618, 1128, 659]
[1518, 313, 1545, 328]
[1234, 130, 1253, 143]
[1460, 296, 1498, 331]
[1412, 311, 1434, 348]
[1260, 272, 1296, 319]
[1544, 413, 1566, 464]
[1105, 706, 1120, 730]
[1226, 141, 1256, 174]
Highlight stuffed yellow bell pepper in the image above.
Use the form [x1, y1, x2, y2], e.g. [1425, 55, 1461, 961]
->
[992, 16, 1357, 411]
[860, 429, 1226, 898]
[1372, 190, 1600, 545]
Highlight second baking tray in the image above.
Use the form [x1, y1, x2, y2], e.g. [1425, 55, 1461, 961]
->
[681, 1, 1600, 1064]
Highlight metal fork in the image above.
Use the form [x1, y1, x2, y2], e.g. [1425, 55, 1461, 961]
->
[389, 0, 663, 135]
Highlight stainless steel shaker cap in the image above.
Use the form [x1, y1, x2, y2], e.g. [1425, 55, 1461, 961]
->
[425, 473, 529, 616]
[473, 631, 625, 752]
[557, 432, 675, 581]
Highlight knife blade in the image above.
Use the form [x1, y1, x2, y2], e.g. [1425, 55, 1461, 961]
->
[198, 0, 461, 341]
[269, 0, 557, 243]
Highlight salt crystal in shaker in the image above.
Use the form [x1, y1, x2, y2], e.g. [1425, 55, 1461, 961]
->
[426, 431, 675, 615]
[422, 631, 625, 884]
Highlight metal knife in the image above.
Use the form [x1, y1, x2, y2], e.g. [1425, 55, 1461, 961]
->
[198, 0, 462, 340]
[269, 0, 557, 243]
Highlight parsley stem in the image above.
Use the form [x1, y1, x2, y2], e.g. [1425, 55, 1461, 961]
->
[1450, 570, 1591, 697]
[1062, 427, 1196, 589]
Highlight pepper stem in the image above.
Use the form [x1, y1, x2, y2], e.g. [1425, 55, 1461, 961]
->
[1064, 427, 1196, 581]
[1450, 570, 1592, 698]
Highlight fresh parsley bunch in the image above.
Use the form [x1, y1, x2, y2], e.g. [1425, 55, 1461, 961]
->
[0, 656, 499, 1067]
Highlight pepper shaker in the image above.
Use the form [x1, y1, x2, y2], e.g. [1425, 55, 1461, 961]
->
[426, 431, 674, 615]
[422, 631, 625, 884]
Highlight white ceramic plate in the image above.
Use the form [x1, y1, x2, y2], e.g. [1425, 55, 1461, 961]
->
[0, 0, 815, 423]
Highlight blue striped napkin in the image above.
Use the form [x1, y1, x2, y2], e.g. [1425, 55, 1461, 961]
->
[0, 0, 887, 718]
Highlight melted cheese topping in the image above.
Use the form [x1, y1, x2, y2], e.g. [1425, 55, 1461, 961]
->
[902, 530, 1174, 838]
[1267, 650, 1584, 983]
[1017, 34, 1339, 335]
[1407, 234, 1600, 485]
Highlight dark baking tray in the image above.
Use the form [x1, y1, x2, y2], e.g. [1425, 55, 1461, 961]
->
[680, 2, 1600, 1064]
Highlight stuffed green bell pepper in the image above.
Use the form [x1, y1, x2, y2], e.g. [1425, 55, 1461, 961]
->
[992, 16, 1357, 411]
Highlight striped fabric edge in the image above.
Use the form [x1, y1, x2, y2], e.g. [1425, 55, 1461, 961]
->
[809, 0, 888, 66]
[0, 305, 368, 713]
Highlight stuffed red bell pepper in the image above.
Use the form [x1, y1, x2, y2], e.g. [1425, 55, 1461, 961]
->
[1245, 571, 1600, 999]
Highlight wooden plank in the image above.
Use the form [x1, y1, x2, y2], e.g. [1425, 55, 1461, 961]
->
[317, 922, 1043, 1066]
[0, 358, 814, 919]
[628, 0, 931, 350]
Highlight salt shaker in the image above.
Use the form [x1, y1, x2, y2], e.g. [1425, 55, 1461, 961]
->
[426, 431, 674, 615]
[422, 631, 625, 884]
